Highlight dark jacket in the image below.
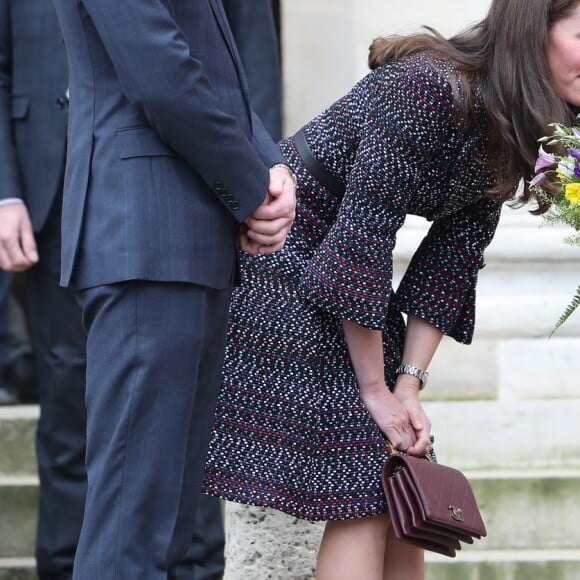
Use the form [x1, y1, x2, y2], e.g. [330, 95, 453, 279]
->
[0, 0, 68, 231]
[52, 0, 284, 288]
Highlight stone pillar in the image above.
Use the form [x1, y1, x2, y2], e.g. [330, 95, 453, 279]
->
[223, 505, 323, 580]
[281, 0, 357, 135]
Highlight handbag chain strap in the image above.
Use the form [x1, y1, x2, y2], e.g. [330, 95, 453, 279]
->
[385, 439, 434, 462]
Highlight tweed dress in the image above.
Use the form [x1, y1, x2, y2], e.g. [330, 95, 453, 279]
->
[203, 52, 502, 521]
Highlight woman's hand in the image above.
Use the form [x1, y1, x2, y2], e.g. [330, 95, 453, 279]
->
[359, 382, 417, 452]
[393, 376, 432, 457]
[340, 318, 435, 456]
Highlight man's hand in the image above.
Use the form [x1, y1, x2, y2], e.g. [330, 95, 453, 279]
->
[241, 165, 296, 255]
[0, 202, 39, 271]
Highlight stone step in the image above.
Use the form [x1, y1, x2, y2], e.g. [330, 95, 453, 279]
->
[467, 470, 580, 551]
[425, 549, 580, 580]
[0, 408, 38, 477]
[426, 336, 580, 401]
[423, 400, 580, 470]
[224, 500, 580, 579]
[425, 336, 580, 401]
[4, 477, 580, 577]
[0, 559, 35, 580]
[3, 406, 580, 564]
[4, 552, 576, 580]
[3, 401, 580, 475]
[0, 478, 37, 559]
[222, 469, 580, 577]
[0, 558, 35, 580]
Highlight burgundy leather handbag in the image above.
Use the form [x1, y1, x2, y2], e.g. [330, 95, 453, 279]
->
[381, 452, 487, 557]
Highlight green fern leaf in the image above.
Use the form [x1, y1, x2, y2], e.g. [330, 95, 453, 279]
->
[550, 285, 580, 337]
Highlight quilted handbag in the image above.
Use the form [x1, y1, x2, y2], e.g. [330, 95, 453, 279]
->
[381, 450, 487, 557]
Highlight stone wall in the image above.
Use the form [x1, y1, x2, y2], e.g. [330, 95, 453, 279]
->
[281, 0, 491, 135]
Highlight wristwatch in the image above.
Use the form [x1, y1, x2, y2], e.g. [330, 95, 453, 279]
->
[395, 363, 429, 390]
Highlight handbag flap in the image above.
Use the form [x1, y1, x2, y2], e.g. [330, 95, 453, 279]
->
[397, 470, 474, 544]
[383, 467, 461, 557]
[391, 455, 487, 538]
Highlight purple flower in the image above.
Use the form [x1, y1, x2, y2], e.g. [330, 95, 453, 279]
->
[529, 172, 546, 187]
[570, 148, 580, 162]
[535, 145, 557, 172]
[574, 165, 580, 178]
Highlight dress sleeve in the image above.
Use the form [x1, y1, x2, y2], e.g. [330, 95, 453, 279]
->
[393, 197, 501, 344]
[298, 59, 458, 329]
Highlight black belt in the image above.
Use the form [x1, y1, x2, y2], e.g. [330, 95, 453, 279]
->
[293, 128, 345, 197]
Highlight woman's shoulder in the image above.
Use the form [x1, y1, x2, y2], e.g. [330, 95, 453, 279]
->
[364, 52, 456, 129]
[371, 51, 456, 100]
[369, 51, 483, 132]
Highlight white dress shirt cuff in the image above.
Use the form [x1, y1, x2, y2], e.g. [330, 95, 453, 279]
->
[0, 198, 24, 207]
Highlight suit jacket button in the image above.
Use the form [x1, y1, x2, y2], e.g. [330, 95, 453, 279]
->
[214, 180, 224, 192]
[231, 201, 240, 210]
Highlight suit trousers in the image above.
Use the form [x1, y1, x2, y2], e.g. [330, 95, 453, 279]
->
[74, 279, 231, 580]
[24, 199, 87, 580]
[0, 270, 12, 370]
[188, 494, 225, 580]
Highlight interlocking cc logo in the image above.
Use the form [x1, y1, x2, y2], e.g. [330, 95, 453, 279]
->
[448, 505, 464, 522]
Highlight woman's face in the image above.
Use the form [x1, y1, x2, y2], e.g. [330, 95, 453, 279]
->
[548, 6, 580, 106]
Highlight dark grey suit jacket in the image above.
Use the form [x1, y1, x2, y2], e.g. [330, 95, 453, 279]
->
[52, 0, 284, 289]
[0, 0, 68, 231]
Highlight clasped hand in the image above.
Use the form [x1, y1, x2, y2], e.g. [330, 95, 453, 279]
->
[0, 202, 39, 272]
[360, 379, 432, 457]
[240, 165, 296, 255]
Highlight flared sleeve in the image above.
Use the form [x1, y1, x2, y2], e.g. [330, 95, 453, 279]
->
[393, 197, 501, 344]
[298, 57, 459, 329]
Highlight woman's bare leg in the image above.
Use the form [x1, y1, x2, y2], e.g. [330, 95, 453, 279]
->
[316, 514, 389, 580]
[382, 520, 425, 580]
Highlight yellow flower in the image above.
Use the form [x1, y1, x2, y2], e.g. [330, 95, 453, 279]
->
[564, 182, 580, 204]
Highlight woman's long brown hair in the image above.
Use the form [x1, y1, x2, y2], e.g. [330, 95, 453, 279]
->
[368, 0, 580, 212]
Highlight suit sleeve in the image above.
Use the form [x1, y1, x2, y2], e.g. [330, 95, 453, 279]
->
[0, 0, 23, 200]
[251, 110, 283, 165]
[79, 0, 277, 221]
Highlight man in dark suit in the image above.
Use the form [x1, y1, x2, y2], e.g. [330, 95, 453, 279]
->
[223, 0, 283, 141]
[0, 1, 87, 578]
[51, 1, 296, 578]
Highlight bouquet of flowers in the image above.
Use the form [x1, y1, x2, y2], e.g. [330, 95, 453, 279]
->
[530, 119, 580, 335]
